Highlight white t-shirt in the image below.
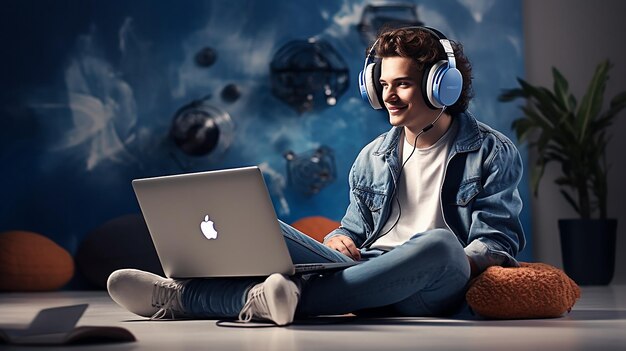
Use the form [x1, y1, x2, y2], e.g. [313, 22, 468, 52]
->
[370, 120, 458, 251]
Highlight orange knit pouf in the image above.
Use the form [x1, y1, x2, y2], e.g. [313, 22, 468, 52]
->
[291, 216, 340, 243]
[466, 262, 581, 319]
[0, 231, 74, 291]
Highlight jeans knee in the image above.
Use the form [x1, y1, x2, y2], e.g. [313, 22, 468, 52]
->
[407, 229, 469, 276]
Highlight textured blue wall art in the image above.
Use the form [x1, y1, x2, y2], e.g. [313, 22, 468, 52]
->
[1, 0, 531, 287]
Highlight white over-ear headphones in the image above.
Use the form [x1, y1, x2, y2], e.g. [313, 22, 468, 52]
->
[358, 26, 463, 110]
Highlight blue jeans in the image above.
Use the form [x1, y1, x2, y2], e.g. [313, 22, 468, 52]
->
[181, 221, 471, 318]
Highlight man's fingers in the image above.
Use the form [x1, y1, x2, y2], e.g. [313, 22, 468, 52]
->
[325, 235, 360, 260]
[340, 238, 361, 261]
[342, 240, 361, 260]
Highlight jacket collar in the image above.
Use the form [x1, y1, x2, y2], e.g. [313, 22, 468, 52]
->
[373, 110, 483, 156]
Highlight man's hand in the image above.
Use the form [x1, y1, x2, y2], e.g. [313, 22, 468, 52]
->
[325, 235, 361, 261]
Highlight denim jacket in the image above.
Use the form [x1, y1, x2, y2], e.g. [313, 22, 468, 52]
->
[325, 111, 526, 273]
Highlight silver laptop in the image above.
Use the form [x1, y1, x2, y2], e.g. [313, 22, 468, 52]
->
[132, 166, 358, 278]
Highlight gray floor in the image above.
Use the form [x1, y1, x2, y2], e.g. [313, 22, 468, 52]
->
[1, 285, 625, 351]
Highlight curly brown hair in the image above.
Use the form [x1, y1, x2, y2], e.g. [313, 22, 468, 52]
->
[374, 27, 473, 114]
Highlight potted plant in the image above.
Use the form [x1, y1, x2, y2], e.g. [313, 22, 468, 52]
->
[499, 60, 626, 285]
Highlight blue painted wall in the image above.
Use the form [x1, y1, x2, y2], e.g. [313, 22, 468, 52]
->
[1, 0, 532, 285]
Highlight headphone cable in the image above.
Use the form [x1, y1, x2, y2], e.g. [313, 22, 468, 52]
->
[373, 106, 447, 242]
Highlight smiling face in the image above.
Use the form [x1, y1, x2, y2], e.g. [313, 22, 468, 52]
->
[379, 56, 433, 132]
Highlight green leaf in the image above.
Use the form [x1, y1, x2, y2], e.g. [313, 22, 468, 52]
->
[553, 67, 570, 110]
[538, 88, 566, 124]
[609, 90, 626, 108]
[554, 176, 573, 186]
[520, 105, 554, 131]
[498, 87, 526, 102]
[511, 118, 535, 142]
[592, 91, 626, 133]
[545, 150, 566, 163]
[514, 79, 562, 116]
[590, 114, 616, 133]
[535, 130, 554, 155]
[569, 94, 578, 111]
[555, 112, 579, 142]
[560, 189, 581, 216]
[576, 60, 611, 141]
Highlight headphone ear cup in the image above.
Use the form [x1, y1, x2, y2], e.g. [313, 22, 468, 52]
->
[422, 61, 445, 109]
[436, 66, 463, 107]
[372, 62, 383, 106]
[424, 60, 463, 109]
[364, 62, 384, 109]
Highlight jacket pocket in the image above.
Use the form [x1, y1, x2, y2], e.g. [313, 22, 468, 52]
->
[353, 187, 385, 212]
[455, 177, 482, 206]
[353, 188, 385, 234]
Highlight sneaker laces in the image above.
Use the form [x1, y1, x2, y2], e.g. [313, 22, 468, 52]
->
[237, 283, 269, 323]
[150, 280, 185, 320]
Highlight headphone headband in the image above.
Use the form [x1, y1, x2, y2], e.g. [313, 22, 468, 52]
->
[365, 26, 455, 67]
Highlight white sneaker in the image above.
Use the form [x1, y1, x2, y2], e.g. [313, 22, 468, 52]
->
[238, 274, 300, 326]
[107, 269, 187, 320]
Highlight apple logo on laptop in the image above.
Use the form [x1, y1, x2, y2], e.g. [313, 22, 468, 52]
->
[200, 215, 218, 240]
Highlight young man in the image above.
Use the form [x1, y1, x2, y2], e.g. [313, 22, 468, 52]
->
[108, 26, 525, 326]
